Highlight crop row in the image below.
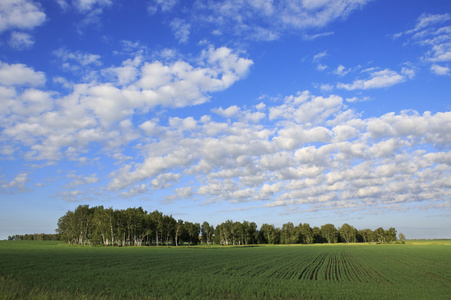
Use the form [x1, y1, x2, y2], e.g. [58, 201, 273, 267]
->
[1, 241, 450, 299]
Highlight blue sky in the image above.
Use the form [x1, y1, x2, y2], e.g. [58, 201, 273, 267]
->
[0, 0, 450, 240]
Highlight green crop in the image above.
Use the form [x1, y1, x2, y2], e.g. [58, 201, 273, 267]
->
[0, 241, 450, 299]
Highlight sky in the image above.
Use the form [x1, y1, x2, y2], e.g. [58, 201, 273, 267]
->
[0, 0, 450, 240]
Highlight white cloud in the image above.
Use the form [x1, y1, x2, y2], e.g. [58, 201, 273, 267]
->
[120, 184, 149, 198]
[76, 85, 443, 204]
[148, 0, 179, 14]
[1, 172, 29, 193]
[175, 186, 193, 198]
[430, 64, 450, 75]
[401, 67, 415, 79]
[151, 173, 182, 190]
[1, 28, 449, 213]
[345, 96, 370, 103]
[66, 173, 99, 186]
[56, 189, 85, 202]
[313, 51, 327, 62]
[101, 91, 450, 209]
[139, 119, 162, 136]
[337, 68, 406, 90]
[170, 18, 191, 44]
[396, 13, 451, 70]
[191, 0, 370, 41]
[0, 0, 46, 33]
[428, 43, 451, 62]
[55, 0, 70, 11]
[318, 83, 333, 91]
[8, 31, 34, 49]
[212, 105, 241, 118]
[317, 64, 328, 71]
[0, 46, 253, 163]
[247, 26, 280, 41]
[0, 62, 45, 86]
[273, 0, 370, 29]
[412, 13, 451, 33]
[53, 48, 102, 70]
[334, 65, 349, 76]
[303, 31, 334, 40]
[72, 0, 112, 13]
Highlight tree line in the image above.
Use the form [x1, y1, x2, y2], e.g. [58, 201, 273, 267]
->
[53, 205, 402, 246]
[8, 233, 61, 241]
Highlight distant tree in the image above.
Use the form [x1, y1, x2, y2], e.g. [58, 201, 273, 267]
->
[298, 223, 313, 244]
[321, 224, 338, 243]
[247, 221, 258, 245]
[216, 220, 233, 245]
[162, 215, 176, 245]
[175, 220, 184, 246]
[184, 221, 200, 245]
[201, 221, 214, 245]
[398, 233, 406, 242]
[281, 222, 296, 244]
[241, 221, 250, 245]
[232, 221, 258, 245]
[151, 210, 163, 246]
[359, 229, 374, 243]
[232, 221, 245, 245]
[260, 224, 276, 244]
[374, 227, 386, 243]
[339, 223, 357, 243]
[73, 205, 93, 245]
[385, 227, 397, 243]
[55, 205, 399, 247]
[57, 210, 75, 244]
[312, 226, 325, 243]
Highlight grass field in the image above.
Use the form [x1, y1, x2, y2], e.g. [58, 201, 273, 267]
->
[0, 241, 450, 299]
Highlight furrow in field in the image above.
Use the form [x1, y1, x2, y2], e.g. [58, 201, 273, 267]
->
[325, 253, 332, 281]
[350, 252, 364, 282]
[334, 252, 340, 281]
[298, 253, 322, 280]
[310, 252, 328, 280]
[297, 252, 328, 281]
[235, 252, 295, 278]
[347, 252, 378, 282]
[267, 252, 308, 280]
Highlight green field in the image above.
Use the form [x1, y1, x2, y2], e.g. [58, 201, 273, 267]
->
[0, 241, 450, 299]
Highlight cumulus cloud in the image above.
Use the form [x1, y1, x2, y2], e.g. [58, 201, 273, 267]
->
[431, 64, 450, 76]
[72, 0, 112, 13]
[212, 105, 241, 118]
[56, 189, 85, 202]
[1, 46, 253, 165]
[1, 172, 30, 193]
[337, 68, 407, 90]
[120, 184, 149, 198]
[53, 48, 102, 71]
[89, 88, 450, 213]
[66, 173, 99, 186]
[0, 0, 46, 33]
[1, 39, 449, 214]
[8, 31, 34, 49]
[170, 18, 191, 43]
[148, 0, 179, 14]
[0, 62, 45, 86]
[334, 65, 350, 76]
